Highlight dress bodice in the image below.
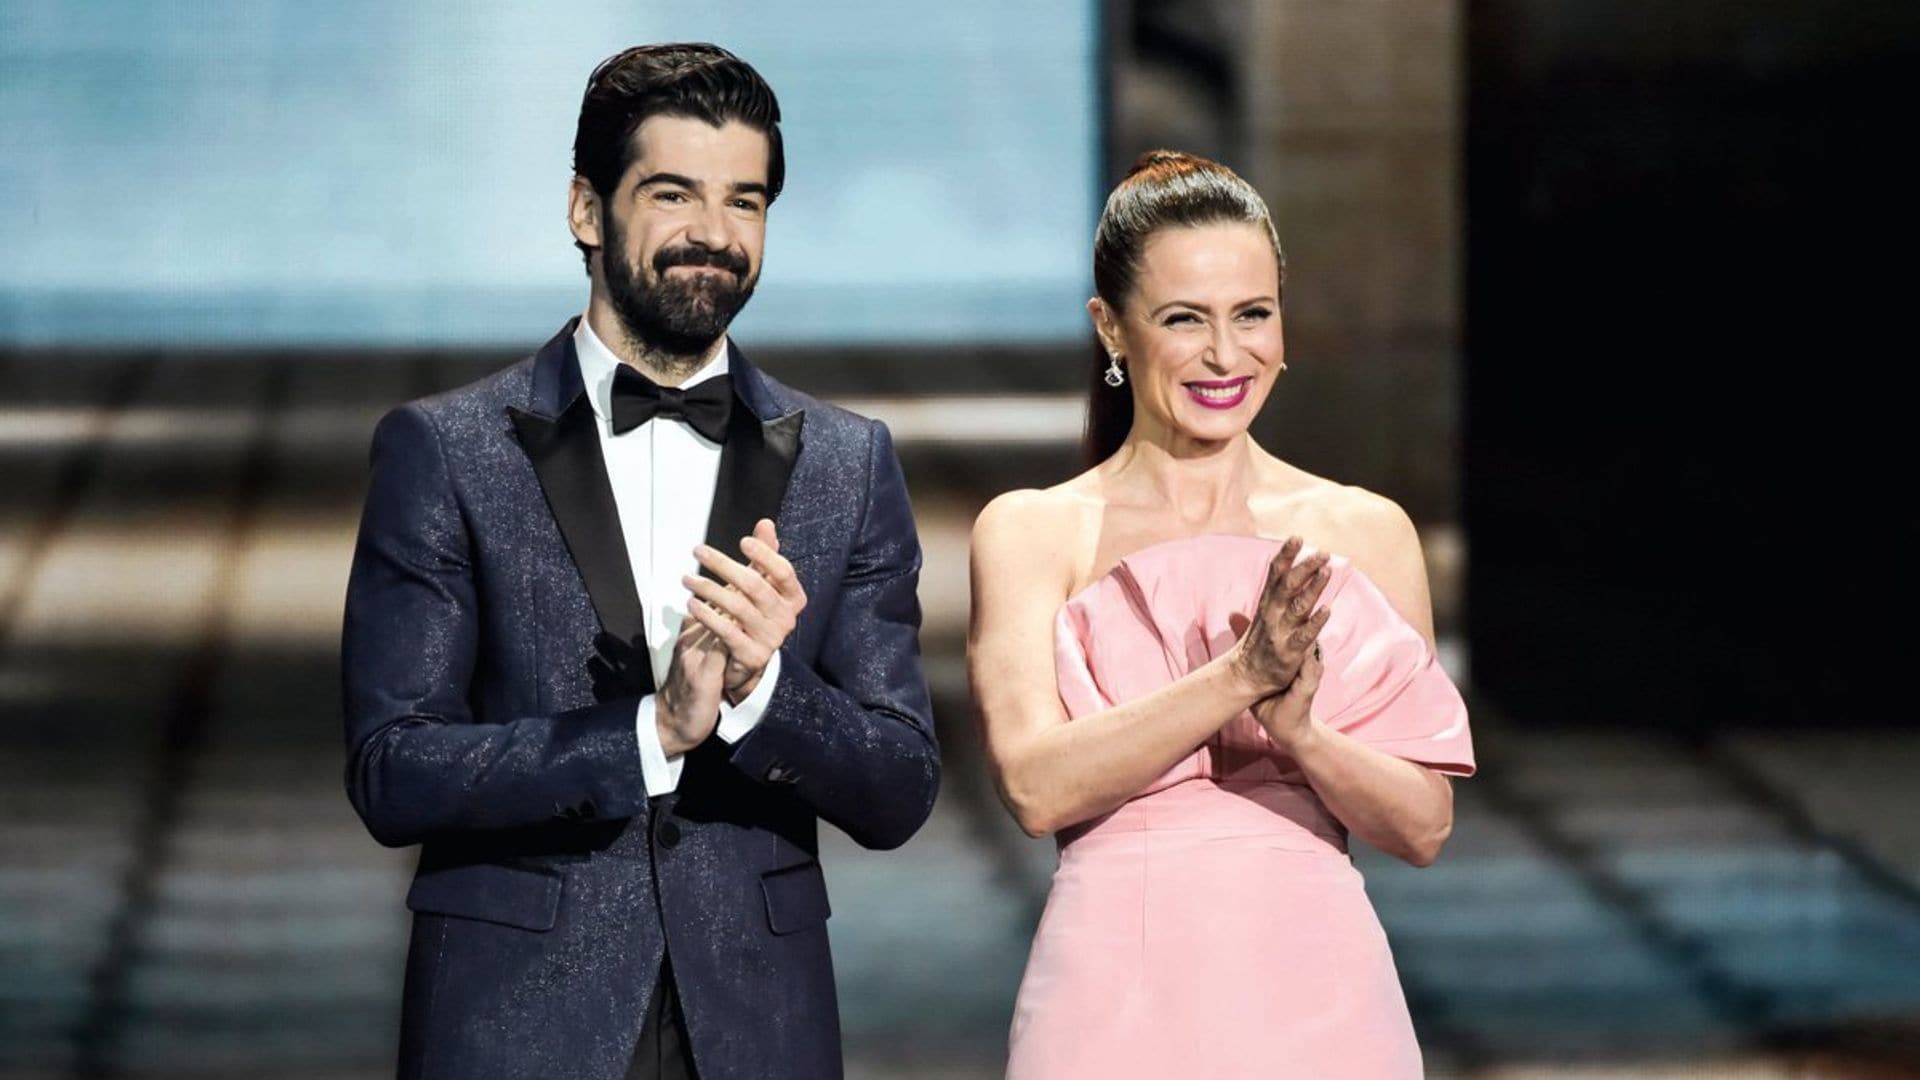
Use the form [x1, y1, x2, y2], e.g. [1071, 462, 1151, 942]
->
[1052, 533, 1475, 799]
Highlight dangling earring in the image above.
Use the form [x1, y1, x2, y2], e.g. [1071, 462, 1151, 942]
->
[1103, 353, 1126, 388]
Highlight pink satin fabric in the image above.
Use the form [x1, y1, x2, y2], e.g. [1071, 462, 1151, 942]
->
[1006, 534, 1475, 1079]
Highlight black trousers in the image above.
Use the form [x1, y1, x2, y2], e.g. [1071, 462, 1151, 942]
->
[625, 960, 697, 1080]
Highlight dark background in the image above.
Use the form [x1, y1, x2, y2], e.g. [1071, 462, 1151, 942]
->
[1466, 1, 1918, 732]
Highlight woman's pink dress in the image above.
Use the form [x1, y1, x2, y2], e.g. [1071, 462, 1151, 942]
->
[1006, 534, 1476, 1079]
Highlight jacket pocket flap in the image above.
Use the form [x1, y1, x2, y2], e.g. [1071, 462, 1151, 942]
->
[406, 861, 562, 932]
[761, 862, 831, 935]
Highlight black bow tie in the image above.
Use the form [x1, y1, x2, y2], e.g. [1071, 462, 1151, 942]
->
[610, 366, 733, 442]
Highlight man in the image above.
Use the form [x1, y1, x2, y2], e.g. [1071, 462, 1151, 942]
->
[342, 44, 939, 1079]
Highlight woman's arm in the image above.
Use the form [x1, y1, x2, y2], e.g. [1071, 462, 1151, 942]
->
[1262, 665, 1455, 865]
[1256, 496, 1456, 865]
[967, 491, 1325, 837]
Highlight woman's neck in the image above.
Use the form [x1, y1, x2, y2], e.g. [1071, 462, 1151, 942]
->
[1107, 430, 1261, 528]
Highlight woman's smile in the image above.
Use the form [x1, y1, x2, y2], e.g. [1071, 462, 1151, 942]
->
[1183, 376, 1253, 410]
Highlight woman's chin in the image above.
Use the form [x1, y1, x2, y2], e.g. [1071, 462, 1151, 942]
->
[1172, 416, 1251, 445]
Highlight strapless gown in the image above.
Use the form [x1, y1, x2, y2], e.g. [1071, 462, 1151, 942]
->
[1005, 534, 1476, 1079]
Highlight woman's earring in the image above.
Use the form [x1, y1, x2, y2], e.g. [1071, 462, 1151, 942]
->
[1103, 353, 1126, 388]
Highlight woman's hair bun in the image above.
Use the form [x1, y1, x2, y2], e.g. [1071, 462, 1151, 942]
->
[1126, 149, 1200, 177]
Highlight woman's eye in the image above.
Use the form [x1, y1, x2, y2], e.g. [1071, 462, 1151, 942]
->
[1237, 307, 1273, 322]
[1164, 313, 1200, 327]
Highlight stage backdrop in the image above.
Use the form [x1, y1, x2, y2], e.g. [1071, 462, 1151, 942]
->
[0, 0, 1098, 347]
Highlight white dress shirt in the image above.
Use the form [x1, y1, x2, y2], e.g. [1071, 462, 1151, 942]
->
[574, 316, 781, 795]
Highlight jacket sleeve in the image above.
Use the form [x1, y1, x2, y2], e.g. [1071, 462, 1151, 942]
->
[725, 420, 940, 850]
[341, 403, 648, 848]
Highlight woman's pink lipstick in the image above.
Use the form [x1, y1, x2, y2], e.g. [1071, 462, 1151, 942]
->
[1184, 377, 1252, 410]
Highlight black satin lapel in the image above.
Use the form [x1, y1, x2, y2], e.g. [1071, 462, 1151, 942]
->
[507, 401, 654, 693]
[700, 407, 804, 580]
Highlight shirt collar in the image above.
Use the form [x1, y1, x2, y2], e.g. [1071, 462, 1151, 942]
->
[574, 314, 731, 425]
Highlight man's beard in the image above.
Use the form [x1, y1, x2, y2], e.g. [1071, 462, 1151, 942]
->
[601, 211, 756, 371]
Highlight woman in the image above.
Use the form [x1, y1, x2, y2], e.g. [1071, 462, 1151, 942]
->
[968, 151, 1476, 1078]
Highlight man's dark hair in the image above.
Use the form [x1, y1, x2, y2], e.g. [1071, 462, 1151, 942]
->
[572, 43, 785, 264]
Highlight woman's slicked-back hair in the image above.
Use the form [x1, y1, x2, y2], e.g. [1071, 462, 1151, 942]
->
[571, 43, 784, 262]
[1085, 150, 1285, 464]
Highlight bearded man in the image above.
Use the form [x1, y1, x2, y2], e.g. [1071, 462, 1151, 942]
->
[341, 43, 939, 1080]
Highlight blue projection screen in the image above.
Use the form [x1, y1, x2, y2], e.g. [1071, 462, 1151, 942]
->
[0, 1, 1098, 346]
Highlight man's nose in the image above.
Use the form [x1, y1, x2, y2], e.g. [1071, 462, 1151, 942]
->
[683, 199, 734, 251]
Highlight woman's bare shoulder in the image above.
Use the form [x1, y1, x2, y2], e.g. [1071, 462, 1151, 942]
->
[1286, 479, 1433, 636]
[972, 478, 1103, 590]
[1320, 483, 1422, 566]
[1289, 476, 1413, 532]
[1250, 453, 1414, 548]
[975, 473, 1103, 535]
[1252, 459, 1423, 573]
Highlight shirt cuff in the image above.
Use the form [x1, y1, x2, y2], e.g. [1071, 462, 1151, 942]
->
[634, 694, 685, 795]
[716, 651, 781, 744]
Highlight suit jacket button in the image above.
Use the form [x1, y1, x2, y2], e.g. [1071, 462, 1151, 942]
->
[656, 818, 681, 849]
[765, 765, 789, 783]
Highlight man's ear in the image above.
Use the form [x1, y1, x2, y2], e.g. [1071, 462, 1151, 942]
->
[567, 176, 603, 252]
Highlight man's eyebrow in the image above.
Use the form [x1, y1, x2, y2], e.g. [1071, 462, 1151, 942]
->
[730, 182, 771, 198]
[634, 171, 700, 191]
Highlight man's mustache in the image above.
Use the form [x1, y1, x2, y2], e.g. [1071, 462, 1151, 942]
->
[653, 244, 750, 279]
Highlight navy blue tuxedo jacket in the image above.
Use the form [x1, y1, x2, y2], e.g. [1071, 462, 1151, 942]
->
[341, 321, 939, 1079]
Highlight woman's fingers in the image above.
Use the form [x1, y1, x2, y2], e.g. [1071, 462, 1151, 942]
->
[1289, 606, 1332, 651]
[1284, 551, 1330, 604]
[1238, 539, 1337, 698]
[1258, 545, 1293, 608]
[1290, 560, 1332, 620]
[1281, 547, 1323, 596]
[1304, 642, 1325, 687]
[1277, 534, 1303, 565]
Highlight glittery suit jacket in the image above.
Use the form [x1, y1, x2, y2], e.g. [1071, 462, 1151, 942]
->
[341, 320, 940, 1079]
